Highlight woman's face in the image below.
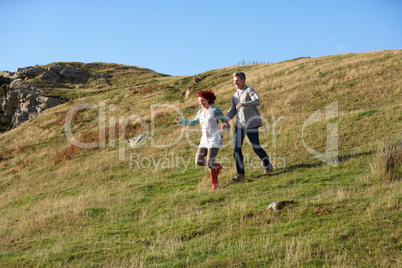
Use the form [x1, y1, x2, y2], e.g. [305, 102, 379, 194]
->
[198, 97, 209, 109]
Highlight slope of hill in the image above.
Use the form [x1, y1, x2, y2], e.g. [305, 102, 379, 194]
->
[0, 50, 401, 267]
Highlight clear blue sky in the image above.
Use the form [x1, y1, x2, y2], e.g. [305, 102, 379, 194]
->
[0, 0, 401, 76]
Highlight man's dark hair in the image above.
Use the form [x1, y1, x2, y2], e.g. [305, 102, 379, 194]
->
[233, 71, 246, 82]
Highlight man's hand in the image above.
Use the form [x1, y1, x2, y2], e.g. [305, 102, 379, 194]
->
[221, 122, 228, 130]
[236, 103, 245, 110]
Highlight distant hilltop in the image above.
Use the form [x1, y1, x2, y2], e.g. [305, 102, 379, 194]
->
[0, 62, 166, 133]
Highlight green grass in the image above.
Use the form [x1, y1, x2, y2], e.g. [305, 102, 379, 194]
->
[0, 50, 401, 267]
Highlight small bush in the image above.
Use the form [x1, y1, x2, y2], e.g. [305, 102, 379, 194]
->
[0, 76, 10, 98]
[130, 83, 167, 94]
[54, 144, 82, 164]
[370, 140, 402, 181]
[54, 123, 141, 164]
[152, 112, 173, 128]
[0, 84, 9, 98]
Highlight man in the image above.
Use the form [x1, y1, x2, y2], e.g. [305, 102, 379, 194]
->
[221, 71, 273, 182]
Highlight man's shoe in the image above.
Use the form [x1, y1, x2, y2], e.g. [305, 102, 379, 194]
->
[263, 164, 273, 175]
[231, 174, 245, 182]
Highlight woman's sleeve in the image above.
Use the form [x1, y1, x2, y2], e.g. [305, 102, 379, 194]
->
[214, 107, 226, 122]
[177, 110, 200, 126]
[215, 106, 230, 130]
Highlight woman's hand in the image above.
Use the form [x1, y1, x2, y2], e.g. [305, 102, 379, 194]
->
[175, 117, 180, 123]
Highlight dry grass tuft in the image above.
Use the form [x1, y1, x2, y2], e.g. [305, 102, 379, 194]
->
[130, 83, 168, 94]
[370, 140, 402, 181]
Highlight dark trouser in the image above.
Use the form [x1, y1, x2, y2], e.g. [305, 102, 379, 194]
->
[233, 127, 270, 175]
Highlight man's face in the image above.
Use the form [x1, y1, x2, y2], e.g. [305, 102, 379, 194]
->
[233, 76, 245, 90]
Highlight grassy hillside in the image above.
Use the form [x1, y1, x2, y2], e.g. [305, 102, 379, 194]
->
[0, 50, 401, 267]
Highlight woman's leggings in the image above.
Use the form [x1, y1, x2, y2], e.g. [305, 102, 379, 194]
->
[195, 147, 219, 170]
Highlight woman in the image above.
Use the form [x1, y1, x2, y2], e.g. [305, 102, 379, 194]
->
[175, 90, 228, 190]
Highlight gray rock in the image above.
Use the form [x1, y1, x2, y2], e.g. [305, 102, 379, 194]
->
[9, 64, 108, 84]
[2, 90, 18, 118]
[0, 113, 10, 125]
[11, 112, 30, 128]
[39, 69, 60, 82]
[0, 71, 13, 79]
[48, 65, 65, 74]
[94, 73, 111, 79]
[37, 95, 65, 107]
[28, 84, 44, 94]
[1, 86, 65, 129]
[267, 200, 295, 212]
[24, 67, 46, 78]
[14, 66, 45, 78]
[60, 67, 91, 81]
[9, 78, 24, 89]
[0, 64, 110, 130]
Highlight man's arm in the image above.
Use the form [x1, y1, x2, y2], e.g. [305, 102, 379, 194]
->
[224, 96, 237, 123]
[221, 96, 237, 130]
[214, 106, 230, 131]
[243, 87, 260, 107]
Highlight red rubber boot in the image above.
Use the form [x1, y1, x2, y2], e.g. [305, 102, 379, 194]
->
[210, 163, 222, 190]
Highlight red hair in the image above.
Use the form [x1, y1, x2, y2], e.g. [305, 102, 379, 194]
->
[197, 90, 216, 104]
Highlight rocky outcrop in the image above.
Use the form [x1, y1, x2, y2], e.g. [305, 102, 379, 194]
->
[0, 85, 65, 129]
[9, 78, 24, 89]
[11, 63, 110, 83]
[14, 67, 47, 79]
[0, 63, 110, 131]
[0, 71, 13, 79]
[39, 69, 59, 82]
[181, 74, 208, 98]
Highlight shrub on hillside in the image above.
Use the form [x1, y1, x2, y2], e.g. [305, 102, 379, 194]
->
[0, 76, 10, 98]
[54, 122, 143, 164]
[370, 140, 402, 181]
[0, 84, 9, 98]
[54, 130, 101, 164]
[54, 144, 82, 164]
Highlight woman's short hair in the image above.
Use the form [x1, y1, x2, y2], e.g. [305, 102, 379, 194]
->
[197, 90, 216, 104]
[233, 71, 246, 81]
